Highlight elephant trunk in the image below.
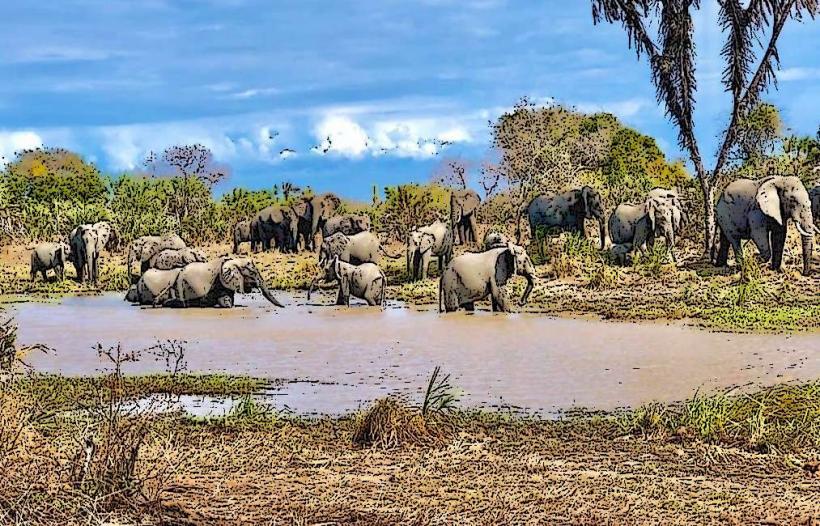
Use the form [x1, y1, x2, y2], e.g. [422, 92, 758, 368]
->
[307, 272, 323, 301]
[801, 233, 813, 276]
[598, 217, 608, 251]
[258, 278, 284, 307]
[518, 273, 534, 306]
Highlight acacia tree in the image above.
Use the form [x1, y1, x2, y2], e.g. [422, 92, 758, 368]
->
[591, 0, 818, 253]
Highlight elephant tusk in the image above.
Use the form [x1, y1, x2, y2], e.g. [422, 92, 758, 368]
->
[795, 221, 814, 237]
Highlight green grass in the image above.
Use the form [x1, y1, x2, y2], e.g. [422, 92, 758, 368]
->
[699, 305, 820, 332]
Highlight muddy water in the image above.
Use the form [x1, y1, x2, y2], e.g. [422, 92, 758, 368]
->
[7, 292, 820, 416]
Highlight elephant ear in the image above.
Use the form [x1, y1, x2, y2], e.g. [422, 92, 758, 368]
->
[671, 204, 683, 231]
[645, 199, 658, 232]
[420, 232, 435, 253]
[756, 178, 783, 225]
[220, 259, 244, 293]
[494, 248, 516, 287]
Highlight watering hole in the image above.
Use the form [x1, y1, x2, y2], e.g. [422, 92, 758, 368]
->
[7, 291, 820, 417]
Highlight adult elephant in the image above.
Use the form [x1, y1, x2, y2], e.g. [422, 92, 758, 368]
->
[232, 219, 252, 254]
[291, 194, 342, 252]
[322, 214, 371, 238]
[450, 189, 480, 245]
[319, 231, 399, 266]
[254, 205, 298, 253]
[406, 220, 453, 281]
[609, 195, 683, 262]
[70, 221, 116, 284]
[148, 247, 208, 271]
[128, 234, 186, 276]
[125, 268, 183, 306]
[522, 186, 608, 250]
[439, 243, 536, 313]
[164, 257, 284, 308]
[714, 176, 817, 276]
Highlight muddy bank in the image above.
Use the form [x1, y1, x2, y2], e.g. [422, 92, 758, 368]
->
[9, 291, 820, 416]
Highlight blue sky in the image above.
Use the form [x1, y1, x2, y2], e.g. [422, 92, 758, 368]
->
[1, 0, 818, 201]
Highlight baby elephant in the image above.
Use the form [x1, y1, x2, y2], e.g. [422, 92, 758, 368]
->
[30, 242, 70, 281]
[148, 247, 207, 271]
[308, 256, 386, 306]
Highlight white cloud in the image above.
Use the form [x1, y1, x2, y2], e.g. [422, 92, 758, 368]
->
[311, 115, 370, 157]
[778, 67, 820, 82]
[7, 46, 113, 64]
[575, 98, 647, 119]
[227, 87, 280, 99]
[0, 131, 43, 165]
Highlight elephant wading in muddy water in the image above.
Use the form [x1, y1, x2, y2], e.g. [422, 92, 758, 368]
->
[125, 268, 183, 306]
[319, 231, 399, 266]
[322, 214, 371, 238]
[148, 247, 207, 271]
[255, 205, 299, 253]
[450, 189, 481, 245]
[439, 243, 536, 313]
[308, 256, 386, 307]
[609, 194, 683, 263]
[407, 220, 453, 281]
[522, 187, 608, 250]
[31, 242, 70, 281]
[70, 221, 116, 284]
[160, 257, 283, 308]
[713, 176, 818, 276]
[128, 234, 186, 276]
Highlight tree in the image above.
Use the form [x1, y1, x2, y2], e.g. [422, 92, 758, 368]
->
[591, 0, 818, 253]
[1, 148, 107, 204]
[432, 158, 469, 190]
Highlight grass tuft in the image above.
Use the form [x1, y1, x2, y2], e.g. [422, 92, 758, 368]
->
[352, 398, 440, 449]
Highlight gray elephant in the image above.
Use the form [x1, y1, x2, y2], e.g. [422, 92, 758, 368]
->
[148, 247, 208, 271]
[254, 204, 298, 253]
[322, 214, 371, 238]
[714, 176, 817, 275]
[128, 234, 186, 276]
[70, 221, 116, 284]
[30, 242, 70, 281]
[163, 257, 284, 308]
[291, 193, 342, 252]
[522, 187, 608, 250]
[232, 220, 252, 254]
[610, 243, 633, 265]
[483, 231, 509, 250]
[308, 256, 386, 307]
[406, 220, 453, 281]
[809, 186, 820, 224]
[125, 268, 183, 306]
[609, 195, 682, 263]
[450, 189, 481, 245]
[439, 243, 536, 313]
[319, 231, 392, 266]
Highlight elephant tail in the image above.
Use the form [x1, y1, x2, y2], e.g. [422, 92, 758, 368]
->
[379, 245, 403, 259]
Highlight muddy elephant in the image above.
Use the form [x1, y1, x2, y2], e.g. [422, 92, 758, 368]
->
[308, 256, 386, 307]
[148, 247, 208, 271]
[233, 220, 252, 254]
[70, 221, 116, 284]
[439, 243, 536, 313]
[254, 205, 298, 253]
[30, 242, 70, 281]
[522, 187, 608, 250]
[714, 176, 817, 275]
[450, 189, 481, 245]
[322, 214, 371, 238]
[128, 234, 186, 276]
[162, 257, 284, 308]
[319, 231, 394, 266]
[407, 220, 453, 281]
[609, 195, 683, 263]
[291, 193, 341, 252]
[125, 268, 183, 306]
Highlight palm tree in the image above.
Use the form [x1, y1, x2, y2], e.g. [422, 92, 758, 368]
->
[591, 0, 817, 254]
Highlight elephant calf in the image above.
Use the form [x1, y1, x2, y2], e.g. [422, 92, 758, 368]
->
[148, 247, 207, 271]
[407, 220, 454, 281]
[608, 195, 682, 264]
[308, 256, 386, 307]
[31, 242, 70, 281]
[125, 268, 182, 306]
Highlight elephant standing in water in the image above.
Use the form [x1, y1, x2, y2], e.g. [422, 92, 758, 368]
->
[291, 193, 341, 252]
[406, 220, 453, 280]
[522, 187, 608, 250]
[439, 243, 536, 313]
[128, 234, 186, 276]
[308, 256, 386, 307]
[125, 268, 183, 306]
[714, 176, 817, 275]
[450, 189, 480, 245]
[30, 242, 70, 281]
[70, 221, 116, 284]
[609, 194, 683, 263]
[319, 231, 394, 266]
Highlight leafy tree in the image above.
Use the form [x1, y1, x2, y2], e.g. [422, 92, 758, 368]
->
[1, 148, 107, 204]
[591, 0, 818, 253]
[376, 184, 450, 241]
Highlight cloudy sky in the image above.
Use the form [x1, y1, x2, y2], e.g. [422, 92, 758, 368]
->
[1, 0, 819, 200]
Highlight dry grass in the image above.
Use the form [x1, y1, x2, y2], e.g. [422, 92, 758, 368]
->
[352, 398, 442, 449]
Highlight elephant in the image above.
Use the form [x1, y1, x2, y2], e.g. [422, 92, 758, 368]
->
[810, 186, 820, 224]
[439, 243, 536, 313]
[522, 187, 608, 250]
[714, 176, 817, 275]
[254, 205, 298, 253]
[125, 268, 183, 306]
[70, 221, 116, 284]
[483, 231, 509, 250]
[30, 242, 70, 281]
[319, 231, 392, 267]
[291, 193, 342, 252]
[128, 234, 186, 276]
[406, 220, 453, 281]
[610, 243, 633, 265]
[608, 195, 683, 263]
[308, 256, 386, 307]
[322, 214, 371, 238]
[232, 220, 252, 254]
[148, 247, 208, 271]
[163, 257, 284, 308]
[450, 189, 481, 245]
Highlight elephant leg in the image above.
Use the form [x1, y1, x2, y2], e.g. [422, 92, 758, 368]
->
[216, 294, 234, 308]
[715, 231, 730, 267]
[770, 224, 786, 271]
[491, 296, 499, 312]
[421, 252, 431, 280]
[730, 238, 744, 271]
[56, 265, 64, 281]
[463, 302, 475, 312]
[750, 225, 771, 263]
[41, 269, 48, 281]
[468, 214, 478, 243]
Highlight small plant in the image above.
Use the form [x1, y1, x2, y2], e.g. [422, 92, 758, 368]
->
[586, 262, 618, 290]
[352, 398, 437, 449]
[421, 366, 459, 416]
